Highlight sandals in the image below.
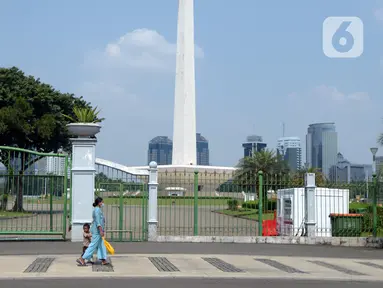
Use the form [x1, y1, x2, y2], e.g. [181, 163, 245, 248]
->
[77, 258, 109, 266]
[76, 258, 87, 266]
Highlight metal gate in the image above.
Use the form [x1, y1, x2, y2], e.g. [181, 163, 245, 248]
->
[96, 182, 148, 241]
[0, 146, 69, 240]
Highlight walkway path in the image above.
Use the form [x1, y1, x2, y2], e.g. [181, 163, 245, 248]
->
[1, 253, 383, 281]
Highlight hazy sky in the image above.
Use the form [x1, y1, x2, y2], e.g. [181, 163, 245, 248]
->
[0, 0, 382, 167]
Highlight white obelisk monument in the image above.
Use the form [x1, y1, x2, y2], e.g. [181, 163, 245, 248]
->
[172, 0, 197, 165]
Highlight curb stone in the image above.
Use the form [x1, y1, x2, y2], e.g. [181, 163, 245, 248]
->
[153, 236, 383, 248]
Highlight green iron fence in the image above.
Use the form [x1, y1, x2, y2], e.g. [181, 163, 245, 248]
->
[93, 161, 149, 242]
[157, 169, 258, 236]
[0, 146, 69, 240]
[155, 169, 382, 238]
[260, 172, 381, 237]
[95, 182, 148, 242]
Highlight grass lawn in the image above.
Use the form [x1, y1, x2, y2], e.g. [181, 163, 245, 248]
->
[349, 202, 370, 210]
[26, 197, 230, 206]
[217, 208, 275, 221]
[361, 230, 383, 237]
[0, 211, 33, 219]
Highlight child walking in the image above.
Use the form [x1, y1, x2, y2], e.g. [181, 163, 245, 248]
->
[82, 223, 92, 263]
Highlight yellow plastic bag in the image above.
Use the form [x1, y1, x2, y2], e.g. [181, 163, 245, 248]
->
[103, 237, 115, 255]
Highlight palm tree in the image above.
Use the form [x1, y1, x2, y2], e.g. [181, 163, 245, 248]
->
[290, 167, 326, 187]
[236, 149, 288, 176]
[377, 117, 383, 146]
[233, 149, 290, 192]
[378, 135, 383, 148]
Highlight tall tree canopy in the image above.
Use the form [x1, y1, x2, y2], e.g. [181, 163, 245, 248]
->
[0, 66, 91, 152]
[378, 119, 383, 147]
[290, 167, 326, 187]
[0, 67, 94, 211]
[235, 149, 289, 177]
[232, 149, 290, 194]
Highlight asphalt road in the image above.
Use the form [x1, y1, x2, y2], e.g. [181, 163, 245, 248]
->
[0, 278, 381, 288]
[1, 242, 383, 259]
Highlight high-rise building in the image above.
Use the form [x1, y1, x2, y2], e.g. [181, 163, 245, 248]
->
[148, 136, 173, 165]
[277, 137, 302, 172]
[172, 0, 197, 165]
[33, 156, 66, 175]
[196, 133, 209, 166]
[148, 133, 209, 165]
[329, 152, 371, 183]
[306, 122, 338, 178]
[242, 135, 267, 157]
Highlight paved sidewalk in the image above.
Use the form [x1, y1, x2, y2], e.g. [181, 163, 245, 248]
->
[2, 279, 383, 288]
[1, 279, 382, 288]
[1, 242, 383, 258]
[1, 253, 383, 281]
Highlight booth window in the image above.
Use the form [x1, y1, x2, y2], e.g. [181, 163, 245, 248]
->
[283, 198, 292, 219]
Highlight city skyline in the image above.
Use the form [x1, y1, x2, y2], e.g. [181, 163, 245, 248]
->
[146, 121, 374, 172]
[1, 0, 382, 167]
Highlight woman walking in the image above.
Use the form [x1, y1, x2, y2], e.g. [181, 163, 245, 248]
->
[76, 197, 108, 266]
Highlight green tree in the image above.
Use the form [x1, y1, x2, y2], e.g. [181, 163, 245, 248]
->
[290, 167, 326, 187]
[0, 67, 94, 211]
[233, 149, 290, 193]
[236, 149, 289, 176]
[378, 124, 383, 146]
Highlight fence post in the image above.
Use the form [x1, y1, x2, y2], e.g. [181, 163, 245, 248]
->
[258, 170, 263, 236]
[119, 183, 124, 241]
[49, 178, 53, 232]
[194, 170, 199, 236]
[148, 161, 158, 241]
[62, 155, 69, 240]
[305, 173, 316, 237]
[373, 174, 377, 237]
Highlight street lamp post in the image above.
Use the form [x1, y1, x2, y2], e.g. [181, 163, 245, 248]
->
[370, 147, 378, 237]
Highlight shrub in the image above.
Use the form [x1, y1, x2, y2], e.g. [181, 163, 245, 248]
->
[242, 199, 277, 211]
[360, 206, 383, 232]
[227, 199, 239, 210]
[242, 200, 258, 209]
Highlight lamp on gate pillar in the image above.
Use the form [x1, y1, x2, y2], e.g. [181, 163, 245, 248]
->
[66, 122, 101, 242]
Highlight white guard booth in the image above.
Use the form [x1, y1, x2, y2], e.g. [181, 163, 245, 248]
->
[276, 188, 349, 237]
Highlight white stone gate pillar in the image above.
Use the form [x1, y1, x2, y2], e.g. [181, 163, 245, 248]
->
[305, 173, 316, 238]
[70, 137, 97, 242]
[147, 161, 158, 241]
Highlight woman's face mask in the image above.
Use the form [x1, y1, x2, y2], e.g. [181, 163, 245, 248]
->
[101, 203, 105, 208]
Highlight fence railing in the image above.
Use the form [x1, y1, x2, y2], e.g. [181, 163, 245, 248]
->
[1, 147, 380, 241]
[151, 169, 381, 238]
[0, 146, 69, 240]
[96, 181, 148, 242]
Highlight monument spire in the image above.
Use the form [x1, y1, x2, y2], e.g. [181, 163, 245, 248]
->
[172, 0, 197, 165]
